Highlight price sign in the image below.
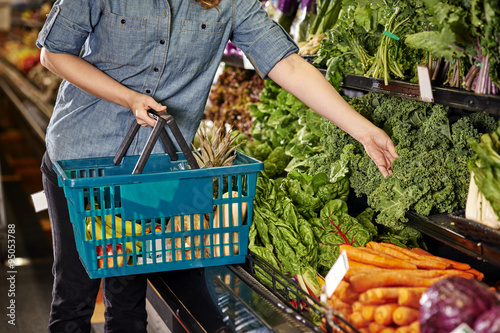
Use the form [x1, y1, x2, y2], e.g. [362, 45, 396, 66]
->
[323, 250, 349, 299]
[417, 65, 434, 103]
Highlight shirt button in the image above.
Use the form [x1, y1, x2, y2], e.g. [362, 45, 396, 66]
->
[201, 24, 206, 29]
[154, 67, 159, 72]
[121, 19, 126, 24]
[160, 39, 165, 44]
[146, 89, 151, 94]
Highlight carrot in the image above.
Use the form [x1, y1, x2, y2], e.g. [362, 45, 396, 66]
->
[334, 281, 350, 298]
[367, 242, 413, 260]
[380, 328, 397, 333]
[350, 271, 446, 293]
[369, 322, 388, 333]
[352, 301, 364, 312]
[359, 328, 370, 333]
[426, 269, 474, 279]
[328, 295, 352, 315]
[392, 306, 420, 326]
[349, 260, 387, 269]
[409, 321, 419, 332]
[375, 243, 452, 269]
[410, 247, 471, 270]
[359, 287, 402, 304]
[466, 268, 485, 280]
[349, 311, 370, 328]
[345, 266, 386, 281]
[374, 303, 399, 325]
[411, 259, 449, 270]
[369, 242, 449, 270]
[341, 245, 418, 270]
[398, 288, 427, 309]
[395, 326, 412, 333]
[334, 281, 360, 303]
[361, 304, 379, 321]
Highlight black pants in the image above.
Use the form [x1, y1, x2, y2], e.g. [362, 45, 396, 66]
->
[42, 152, 148, 333]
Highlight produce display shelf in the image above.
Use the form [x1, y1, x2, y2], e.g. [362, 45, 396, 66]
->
[11, 17, 43, 28]
[406, 211, 500, 268]
[0, 57, 51, 142]
[243, 251, 359, 333]
[147, 261, 324, 332]
[341, 74, 500, 114]
[147, 251, 359, 333]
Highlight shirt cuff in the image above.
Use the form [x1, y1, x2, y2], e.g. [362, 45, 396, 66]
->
[36, 4, 88, 56]
[245, 22, 299, 79]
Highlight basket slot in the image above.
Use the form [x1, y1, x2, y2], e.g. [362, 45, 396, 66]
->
[83, 185, 121, 212]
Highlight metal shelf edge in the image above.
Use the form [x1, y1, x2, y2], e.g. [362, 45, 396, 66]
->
[341, 74, 500, 114]
[406, 211, 500, 267]
[0, 57, 53, 119]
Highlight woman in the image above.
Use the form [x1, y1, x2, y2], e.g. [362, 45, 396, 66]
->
[37, 0, 398, 331]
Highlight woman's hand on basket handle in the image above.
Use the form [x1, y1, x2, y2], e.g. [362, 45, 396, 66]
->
[268, 53, 398, 177]
[40, 48, 166, 127]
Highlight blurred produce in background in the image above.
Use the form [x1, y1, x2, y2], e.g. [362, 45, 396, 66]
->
[206, 65, 265, 137]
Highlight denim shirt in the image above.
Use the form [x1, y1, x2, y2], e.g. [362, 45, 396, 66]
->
[36, 0, 298, 162]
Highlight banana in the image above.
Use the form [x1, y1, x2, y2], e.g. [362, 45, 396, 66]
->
[85, 212, 142, 254]
[103, 214, 143, 236]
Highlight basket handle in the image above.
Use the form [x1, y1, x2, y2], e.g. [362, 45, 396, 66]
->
[114, 110, 199, 174]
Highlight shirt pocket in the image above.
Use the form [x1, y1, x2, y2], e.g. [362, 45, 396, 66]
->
[174, 20, 225, 73]
[98, 11, 147, 67]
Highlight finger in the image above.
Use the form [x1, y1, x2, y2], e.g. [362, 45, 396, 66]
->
[135, 109, 156, 127]
[378, 165, 389, 177]
[388, 144, 399, 159]
[149, 101, 167, 112]
[144, 115, 157, 127]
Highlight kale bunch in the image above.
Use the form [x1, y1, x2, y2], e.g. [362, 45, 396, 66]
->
[310, 92, 496, 238]
[359, 95, 496, 231]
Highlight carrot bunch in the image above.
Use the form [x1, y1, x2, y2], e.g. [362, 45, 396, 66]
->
[325, 242, 484, 333]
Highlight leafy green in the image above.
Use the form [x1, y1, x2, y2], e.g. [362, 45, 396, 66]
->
[264, 146, 293, 178]
[468, 120, 500, 219]
[404, 0, 500, 93]
[308, 0, 343, 36]
[242, 81, 325, 177]
[310, 200, 372, 274]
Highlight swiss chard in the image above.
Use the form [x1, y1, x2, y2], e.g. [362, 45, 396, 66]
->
[310, 199, 372, 274]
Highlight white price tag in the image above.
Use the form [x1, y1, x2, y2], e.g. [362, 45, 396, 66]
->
[324, 250, 349, 298]
[31, 190, 48, 212]
[417, 65, 434, 103]
[451, 323, 476, 333]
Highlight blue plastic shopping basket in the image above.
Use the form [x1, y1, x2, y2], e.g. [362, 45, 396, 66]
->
[53, 111, 263, 278]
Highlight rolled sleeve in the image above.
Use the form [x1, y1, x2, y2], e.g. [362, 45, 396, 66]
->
[231, 0, 298, 78]
[36, 1, 99, 56]
[245, 22, 298, 78]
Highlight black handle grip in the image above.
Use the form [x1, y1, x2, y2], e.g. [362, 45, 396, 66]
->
[113, 110, 198, 174]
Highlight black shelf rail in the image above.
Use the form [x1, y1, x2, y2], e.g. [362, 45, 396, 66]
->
[341, 74, 500, 114]
[243, 251, 360, 333]
[406, 211, 500, 268]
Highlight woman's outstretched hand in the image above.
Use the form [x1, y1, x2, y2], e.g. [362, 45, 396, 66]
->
[359, 128, 399, 177]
